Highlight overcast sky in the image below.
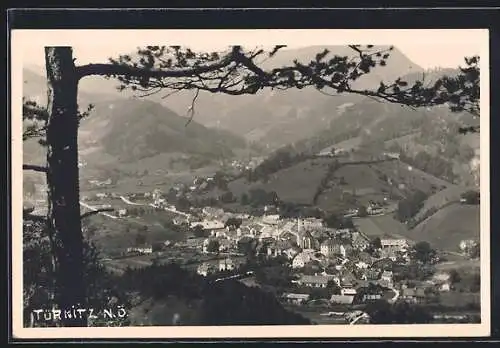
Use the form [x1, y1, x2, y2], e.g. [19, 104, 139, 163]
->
[16, 29, 485, 70]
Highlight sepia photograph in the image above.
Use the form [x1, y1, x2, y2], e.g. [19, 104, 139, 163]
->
[11, 28, 490, 339]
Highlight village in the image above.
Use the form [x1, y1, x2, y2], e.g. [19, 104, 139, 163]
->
[79, 177, 480, 325]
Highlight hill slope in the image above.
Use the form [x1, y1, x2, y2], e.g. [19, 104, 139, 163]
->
[90, 99, 247, 162]
[409, 203, 480, 251]
[22, 69, 249, 164]
[42, 45, 423, 150]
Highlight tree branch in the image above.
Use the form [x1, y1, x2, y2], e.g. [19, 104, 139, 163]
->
[23, 164, 48, 173]
[80, 208, 115, 219]
[185, 89, 200, 127]
[76, 56, 234, 80]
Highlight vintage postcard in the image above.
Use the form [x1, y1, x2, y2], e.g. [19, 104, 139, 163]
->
[11, 28, 490, 339]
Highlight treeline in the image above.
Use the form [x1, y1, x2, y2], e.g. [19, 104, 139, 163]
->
[365, 300, 433, 324]
[118, 262, 311, 326]
[401, 151, 456, 183]
[395, 190, 429, 223]
[246, 148, 310, 182]
[241, 188, 281, 207]
[312, 160, 341, 204]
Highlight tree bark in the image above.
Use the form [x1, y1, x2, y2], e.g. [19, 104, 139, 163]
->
[44, 47, 86, 326]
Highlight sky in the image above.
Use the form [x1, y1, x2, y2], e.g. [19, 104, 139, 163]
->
[16, 29, 485, 70]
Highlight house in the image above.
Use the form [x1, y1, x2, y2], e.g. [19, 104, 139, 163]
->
[118, 209, 127, 217]
[259, 226, 277, 240]
[357, 251, 373, 264]
[320, 239, 347, 258]
[367, 206, 384, 215]
[292, 251, 315, 269]
[262, 214, 281, 225]
[295, 275, 337, 288]
[190, 220, 226, 231]
[400, 287, 427, 304]
[366, 269, 381, 281]
[381, 238, 408, 250]
[384, 152, 400, 160]
[218, 239, 232, 252]
[126, 247, 153, 254]
[379, 270, 394, 287]
[439, 282, 451, 292]
[352, 233, 370, 251]
[283, 246, 301, 260]
[301, 218, 325, 229]
[341, 287, 357, 296]
[336, 228, 353, 236]
[330, 294, 355, 305]
[202, 238, 213, 253]
[275, 239, 294, 252]
[282, 293, 310, 305]
[219, 258, 235, 272]
[380, 248, 398, 261]
[433, 272, 451, 283]
[341, 272, 357, 288]
[266, 245, 279, 257]
[197, 262, 217, 276]
[185, 237, 205, 249]
[247, 223, 265, 237]
[213, 230, 229, 239]
[355, 261, 370, 269]
[238, 226, 253, 238]
[279, 230, 298, 244]
[152, 189, 162, 201]
[459, 239, 478, 253]
[202, 206, 225, 217]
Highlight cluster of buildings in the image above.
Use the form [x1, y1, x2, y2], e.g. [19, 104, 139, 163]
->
[459, 239, 480, 258]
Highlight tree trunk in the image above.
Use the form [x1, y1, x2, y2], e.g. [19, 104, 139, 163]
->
[44, 47, 86, 326]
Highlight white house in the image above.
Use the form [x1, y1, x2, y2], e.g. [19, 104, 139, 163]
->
[439, 282, 451, 292]
[190, 220, 226, 231]
[300, 218, 324, 229]
[197, 263, 216, 276]
[213, 230, 229, 239]
[282, 293, 310, 305]
[459, 239, 478, 253]
[381, 238, 408, 250]
[219, 258, 235, 272]
[295, 275, 337, 288]
[202, 206, 225, 217]
[340, 287, 357, 296]
[118, 209, 127, 217]
[380, 270, 394, 287]
[126, 247, 153, 254]
[355, 261, 369, 269]
[383, 152, 401, 160]
[152, 189, 162, 201]
[320, 240, 347, 258]
[292, 251, 314, 269]
[262, 214, 281, 225]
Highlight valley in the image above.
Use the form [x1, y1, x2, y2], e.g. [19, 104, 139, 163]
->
[22, 45, 482, 327]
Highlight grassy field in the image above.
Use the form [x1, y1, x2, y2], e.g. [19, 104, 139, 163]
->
[409, 203, 480, 252]
[438, 291, 480, 308]
[353, 215, 411, 240]
[412, 186, 467, 222]
[228, 157, 335, 205]
[435, 259, 480, 271]
[84, 209, 188, 258]
[353, 203, 480, 252]
[375, 160, 454, 194]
